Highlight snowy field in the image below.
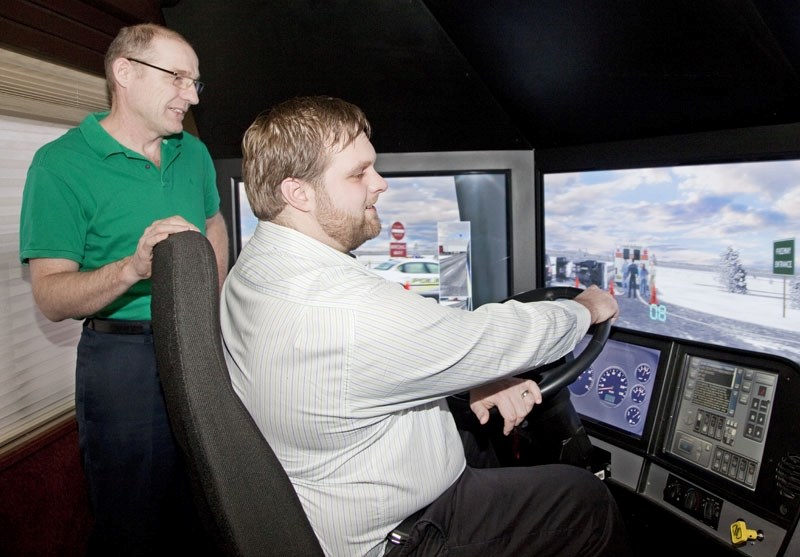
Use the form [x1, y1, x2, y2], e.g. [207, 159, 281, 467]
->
[655, 266, 799, 333]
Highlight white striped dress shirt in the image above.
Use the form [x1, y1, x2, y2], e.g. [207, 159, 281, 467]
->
[220, 221, 590, 556]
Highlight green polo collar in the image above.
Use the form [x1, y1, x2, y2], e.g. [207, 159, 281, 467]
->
[79, 111, 184, 166]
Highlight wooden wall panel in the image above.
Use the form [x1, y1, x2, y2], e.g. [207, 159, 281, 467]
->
[0, 0, 164, 75]
[0, 417, 92, 557]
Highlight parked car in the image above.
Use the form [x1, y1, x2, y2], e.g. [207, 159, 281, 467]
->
[369, 259, 440, 293]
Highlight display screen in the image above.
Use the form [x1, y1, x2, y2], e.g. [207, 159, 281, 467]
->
[235, 171, 512, 308]
[568, 337, 662, 439]
[234, 171, 511, 307]
[691, 360, 737, 415]
[357, 171, 510, 308]
[543, 160, 800, 366]
[233, 171, 511, 309]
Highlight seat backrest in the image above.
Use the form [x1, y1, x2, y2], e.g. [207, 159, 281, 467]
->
[151, 230, 324, 557]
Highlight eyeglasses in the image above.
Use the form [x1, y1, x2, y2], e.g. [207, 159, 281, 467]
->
[127, 58, 205, 94]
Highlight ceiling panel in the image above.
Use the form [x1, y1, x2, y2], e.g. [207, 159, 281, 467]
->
[163, 0, 800, 157]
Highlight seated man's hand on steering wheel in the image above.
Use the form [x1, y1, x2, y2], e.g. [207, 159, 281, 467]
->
[469, 377, 542, 435]
[504, 285, 616, 399]
[574, 285, 619, 324]
[452, 285, 616, 433]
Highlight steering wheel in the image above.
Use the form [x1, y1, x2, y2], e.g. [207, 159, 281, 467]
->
[506, 286, 612, 399]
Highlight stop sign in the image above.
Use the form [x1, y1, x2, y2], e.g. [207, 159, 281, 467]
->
[391, 221, 405, 241]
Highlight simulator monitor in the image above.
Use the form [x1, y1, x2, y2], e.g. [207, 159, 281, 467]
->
[217, 151, 535, 307]
[542, 158, 800, 367]
[233, 171, 510, 309]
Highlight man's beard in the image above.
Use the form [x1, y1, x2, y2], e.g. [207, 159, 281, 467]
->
[315, 186, 381, 252]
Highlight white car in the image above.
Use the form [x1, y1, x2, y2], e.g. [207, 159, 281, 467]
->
[369, 259, 440, 294]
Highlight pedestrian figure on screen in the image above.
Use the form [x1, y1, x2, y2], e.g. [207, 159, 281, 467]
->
[639, 263, 649, 297]
[626, 261, 639, 298]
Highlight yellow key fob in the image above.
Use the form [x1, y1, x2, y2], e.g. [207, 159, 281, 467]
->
[730, 519, 763, 547]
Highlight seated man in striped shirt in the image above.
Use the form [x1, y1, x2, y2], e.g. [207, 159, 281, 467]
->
[220, 95, 628, 557]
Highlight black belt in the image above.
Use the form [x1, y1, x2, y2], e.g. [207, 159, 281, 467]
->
[85, 318, 152, 335]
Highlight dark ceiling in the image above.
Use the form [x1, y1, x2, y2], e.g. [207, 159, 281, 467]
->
[162, 0, 800, 159]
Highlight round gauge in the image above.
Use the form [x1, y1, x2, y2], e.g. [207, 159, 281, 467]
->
[630, 384, 647, 404]
[635, 363, 652, 383]
[625, 406, 642, 427]
[596, 366, 628, 407]
[568, 367, 594, 397]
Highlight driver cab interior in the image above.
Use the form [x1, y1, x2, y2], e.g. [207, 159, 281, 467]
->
[4, 2, 800, 556]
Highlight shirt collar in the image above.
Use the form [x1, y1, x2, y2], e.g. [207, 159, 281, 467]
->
[80, 111, 184, 162]
[253, 221, 359, 268]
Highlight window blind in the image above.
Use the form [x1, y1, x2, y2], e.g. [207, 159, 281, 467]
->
[0, 47, 109, 448]
[0, 47, 110, 125]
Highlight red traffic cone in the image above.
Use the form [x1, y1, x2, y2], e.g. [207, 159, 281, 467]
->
[649, 280, 657, 305]
[574, 276, 580, 288]
[608, 281, 615, 295]
[403, 281, 410, 290]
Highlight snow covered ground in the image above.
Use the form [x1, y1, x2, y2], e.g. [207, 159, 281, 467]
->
[655, 266, 799, 333]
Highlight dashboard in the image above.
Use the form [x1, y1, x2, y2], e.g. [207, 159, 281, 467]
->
[569, 337, 661, 439]
[571, 329, 800, 556]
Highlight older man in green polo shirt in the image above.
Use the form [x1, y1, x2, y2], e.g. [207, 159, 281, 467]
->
[19, 23, 227, 556]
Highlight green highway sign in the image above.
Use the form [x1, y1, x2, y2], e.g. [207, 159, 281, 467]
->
[773, 238, 795, 276]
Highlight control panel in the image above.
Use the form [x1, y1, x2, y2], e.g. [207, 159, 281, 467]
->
[666, 355, 777, 490]
[579, 331, 800, 555]
[663, 473, 722, 528]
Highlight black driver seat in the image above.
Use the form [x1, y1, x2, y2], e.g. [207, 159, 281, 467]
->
[151, 230, 325, 556]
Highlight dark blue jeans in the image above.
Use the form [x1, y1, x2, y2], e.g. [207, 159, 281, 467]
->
[76, 326, 208, 556]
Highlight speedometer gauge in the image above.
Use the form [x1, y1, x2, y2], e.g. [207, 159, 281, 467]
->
[596, 366, 628, 407]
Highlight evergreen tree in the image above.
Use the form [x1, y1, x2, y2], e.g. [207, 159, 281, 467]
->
[717, 246, 748, 294]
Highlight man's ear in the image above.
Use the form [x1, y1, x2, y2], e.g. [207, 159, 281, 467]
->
[280, 178, 313, 212]
[111, 57, 134, 90]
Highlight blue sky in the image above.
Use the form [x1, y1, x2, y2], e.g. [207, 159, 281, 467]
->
[544, 159, 800, 271]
